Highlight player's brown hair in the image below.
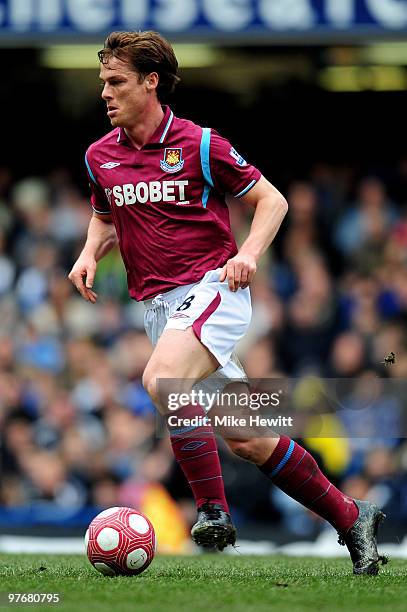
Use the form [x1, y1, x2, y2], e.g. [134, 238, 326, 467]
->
[98, 31, 180, 102]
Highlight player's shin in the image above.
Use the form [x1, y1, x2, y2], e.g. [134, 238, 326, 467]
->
[259, 435, 358, 533]
[167, 403, 229, 512]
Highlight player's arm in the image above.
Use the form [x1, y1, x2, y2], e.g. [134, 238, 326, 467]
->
[68, 212, 118, 303]
[220, 176, 288, 291]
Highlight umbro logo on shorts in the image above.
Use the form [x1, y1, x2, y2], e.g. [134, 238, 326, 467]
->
[100, 162, 121, 169]
[169, 312, 190, 319]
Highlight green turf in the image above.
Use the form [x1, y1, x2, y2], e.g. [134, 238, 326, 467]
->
[0, 553, 406, 612]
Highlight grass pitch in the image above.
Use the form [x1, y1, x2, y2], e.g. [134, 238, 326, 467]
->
[0, 553, 406, 612]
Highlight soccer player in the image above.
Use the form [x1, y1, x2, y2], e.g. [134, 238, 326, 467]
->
[69, 31, 387, 574]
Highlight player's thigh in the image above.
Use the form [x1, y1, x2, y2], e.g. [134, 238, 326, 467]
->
[149, 327, 219, 377]
[142, 327, 219, 406]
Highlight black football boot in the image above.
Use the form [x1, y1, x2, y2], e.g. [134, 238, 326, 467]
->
[338, 499, 388, 575]
[191, 502, 236, 551]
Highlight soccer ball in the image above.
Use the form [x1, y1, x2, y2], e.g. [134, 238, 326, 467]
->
[85, 506, 156, 576]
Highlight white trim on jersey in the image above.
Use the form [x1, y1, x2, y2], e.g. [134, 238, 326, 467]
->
[235, 179, 257, 198]
[92, 206, 111, 215]
[159, 110, 174, 143]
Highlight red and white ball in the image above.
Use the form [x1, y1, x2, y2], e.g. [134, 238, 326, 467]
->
[85, 507, 156, 576]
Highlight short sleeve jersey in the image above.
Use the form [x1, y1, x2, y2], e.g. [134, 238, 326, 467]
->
[85, 106, 261, 301]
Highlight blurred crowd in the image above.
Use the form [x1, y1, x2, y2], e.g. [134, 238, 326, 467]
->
[1, 158, 407, 546]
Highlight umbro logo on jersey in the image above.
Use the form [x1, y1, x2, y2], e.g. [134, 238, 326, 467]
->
[100, 162, 121, 169]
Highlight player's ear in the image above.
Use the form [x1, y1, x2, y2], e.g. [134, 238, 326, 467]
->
[145, 72, 159, 91]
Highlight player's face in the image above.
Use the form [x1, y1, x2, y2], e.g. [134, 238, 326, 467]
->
[99, 56, 150, 128]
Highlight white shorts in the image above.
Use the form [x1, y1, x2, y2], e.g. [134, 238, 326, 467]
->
[143, 268, 251, 379]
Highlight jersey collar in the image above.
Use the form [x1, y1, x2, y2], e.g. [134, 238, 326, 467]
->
[117, 105, 174, 147]
[149, 105, 174, 144]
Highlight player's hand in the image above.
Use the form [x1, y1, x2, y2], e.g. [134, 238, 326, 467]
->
[219, 253, 257, 292]
[68, 255, 98, 303]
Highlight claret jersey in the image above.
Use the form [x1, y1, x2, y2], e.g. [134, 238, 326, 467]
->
[85, 105, 261, 300]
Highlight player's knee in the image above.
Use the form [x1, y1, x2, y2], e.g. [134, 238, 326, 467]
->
[227, 437, 278, 464]
[142, 366, 174, 408]
[142, 367, 159, 404]
[227, 439, 261, 463]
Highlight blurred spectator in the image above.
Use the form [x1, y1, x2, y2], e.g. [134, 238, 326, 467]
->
[334, 176, 398, 261]
[278, 252, 340, 373]
[327, 331, 366, 377]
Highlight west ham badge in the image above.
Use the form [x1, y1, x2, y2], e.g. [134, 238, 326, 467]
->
[160, 148, 184, 173]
